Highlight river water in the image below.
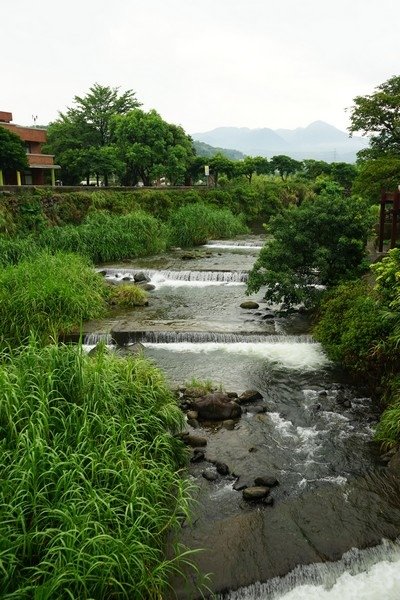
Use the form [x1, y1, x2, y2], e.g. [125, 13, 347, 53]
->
[85, 235, 400, 599]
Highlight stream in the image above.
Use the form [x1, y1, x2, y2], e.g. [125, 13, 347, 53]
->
[84, 235, 400, 599]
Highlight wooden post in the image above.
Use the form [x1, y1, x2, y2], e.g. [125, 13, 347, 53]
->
[391, 191, 400, 249]
[379, 190, 387, 252]
[16, 171, 22, 186]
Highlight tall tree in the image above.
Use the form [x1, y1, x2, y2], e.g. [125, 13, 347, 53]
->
[45, 84, 140, 185]
[348, 75, 400, 157]
[270, 155, 303, 179]
[112, 109, 193, 186]
[0, 127, 28, 172]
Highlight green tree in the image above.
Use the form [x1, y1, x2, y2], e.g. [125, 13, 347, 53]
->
[112, 109, 193, 186]
[247, 186, 373, 307]
[209, 153, 235, 186]
[352, 157, 400, 202]
[270, 155, 303, 179]
[348, 75, 400, 157]
[46, 84, 140, 185]
[0, 127, 28, 172]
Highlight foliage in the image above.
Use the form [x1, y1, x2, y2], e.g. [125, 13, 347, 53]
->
[167, 203, 248, 247]
[0, 252, 107, 346]
[107, 283, 149, 307]
[270, 155, 303, 179]
[0, 341, 194, 598]
[352, 157, 400, 203]
[45, 83, 140, 184]
[0, 126, 28, 172]
[247, 186, 373, 307]
[313, 281, 389, 373]
[112, 109, 194, 186]
[0, 235, 39, 267]
[348, 75, 400, 157]
[37, 210, 167, 263]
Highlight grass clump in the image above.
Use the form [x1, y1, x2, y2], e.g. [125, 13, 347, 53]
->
[0, 342, 192, 599]
[0, 251, 107, 346]
[167, 203, 248, 247]
[37, 210, 168, 263]
[108, 283, 149, 307]
[0, 235, 40, 267]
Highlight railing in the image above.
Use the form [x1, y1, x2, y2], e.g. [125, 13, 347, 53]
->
[27, 154, 55, 167]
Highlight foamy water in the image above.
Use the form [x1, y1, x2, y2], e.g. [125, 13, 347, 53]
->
[143, 341, 330, 370]
[219, 539, 400, 600]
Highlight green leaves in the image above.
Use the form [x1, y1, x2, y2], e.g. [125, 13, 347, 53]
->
[0, 127, 28, 172]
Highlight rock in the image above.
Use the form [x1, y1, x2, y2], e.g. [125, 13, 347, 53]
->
[190, 449, 205, 463]
[248, 446, 258, 453]
[247, 405, 266, 414]
[181, 253, 196, 260]
[184, 435, 207, 448]
[242, 486, 270, 501]
[187, 410, 199, 421]
[254, 476, 279, 488]
[191, 392, 242, 421]
[318, 391, 328, 398]
[239, 390, 263, 404]
[126, 342, 145, 355]
[227, 391, 239, 399]
[240, 301, 260, 309]
[233, 480, 248, 491]
[263, 496, 275, 507]
[187, 418, 199, 428]
[134, 272, 150, 283]
[122, 276, 131, 281]
[140, 283, 156, 291]
[342, 400, 351, 409]
[202, 469, 218, 482]
[98, 270, 107, 276]
[222, 419, 236, 430]
[214, 462, 230, 476]
[262, 311, 275, 319]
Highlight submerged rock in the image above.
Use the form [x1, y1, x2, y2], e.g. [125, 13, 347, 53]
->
[214, 461, 230, 476]
[242, 486, 270, 501]
[184, 434, 207, 448]
[240, 301, 260, 309]
[222, 419, 236, 430]
[254, 476, 279, 488]
[202, 469, 218, 482]
[190, 449, 205, 463]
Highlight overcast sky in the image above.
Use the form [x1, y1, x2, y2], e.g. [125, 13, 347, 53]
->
[2, 0, 399, 134]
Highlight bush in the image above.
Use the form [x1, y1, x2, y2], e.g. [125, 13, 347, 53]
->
[0, 342, 192, 598]
[0, 251, 107, 346]
[247, 189, 374, 307]
[168, 203, 248, 247]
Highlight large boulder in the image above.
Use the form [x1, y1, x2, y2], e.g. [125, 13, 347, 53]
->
[238, 390, 263, 404]
[134, 272, 150, 283]
[191, 392, 242, 421]
[240, 301, 259, 309]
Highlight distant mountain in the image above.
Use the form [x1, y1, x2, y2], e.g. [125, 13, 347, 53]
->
[193, 140, 245, 160]
[192, 121, 369, 163]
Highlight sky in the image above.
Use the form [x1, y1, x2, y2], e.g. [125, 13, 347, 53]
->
[2, 0, 400, 134]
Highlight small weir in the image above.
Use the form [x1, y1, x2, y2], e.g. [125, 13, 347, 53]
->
[219, 538, 400, 600]
[127, 332, 315, 344]
[102, 268, 248, 286]
[203, 240, 264, 249]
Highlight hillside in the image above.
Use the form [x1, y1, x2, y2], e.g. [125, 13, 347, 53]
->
[193, 140, 245, 160]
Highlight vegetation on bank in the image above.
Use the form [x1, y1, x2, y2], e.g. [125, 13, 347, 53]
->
[314, 249, 400, 446]
[0, 252, 107, 347]
[0, 342, 192, 599]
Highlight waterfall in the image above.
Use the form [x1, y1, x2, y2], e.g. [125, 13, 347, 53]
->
[217, 538, 400, 600]
[125, 332, 315, 344]
[101, 268, 249, 283]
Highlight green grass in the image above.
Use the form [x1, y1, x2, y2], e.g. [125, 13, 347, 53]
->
[107, 283, 149, 307]
[0, 251, 107, 346]
[0, 341, 194, 599]
[36, 211, 168, 263]
[167, 203, 248, 248]
[0, 235, 40, 267]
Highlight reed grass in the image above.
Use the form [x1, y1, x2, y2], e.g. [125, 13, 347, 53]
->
[0, 251, 107, 346]
[108, 283, 149, 307]
[0, 341, 193, 599]
[167, 203, 248, 247]
[36, 211, 167, 263]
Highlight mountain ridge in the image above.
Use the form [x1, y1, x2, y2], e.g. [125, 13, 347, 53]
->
[192, 121, 368, 163]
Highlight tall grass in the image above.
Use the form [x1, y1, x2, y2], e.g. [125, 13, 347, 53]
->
[0, 342, 193, 598]
[0, 251, 107, 346]
[167, 203, 248, 247]
[36, 211, 168, 263]
[0, 235, 40, 267]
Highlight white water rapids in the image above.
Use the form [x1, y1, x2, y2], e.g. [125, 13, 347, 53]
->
[219, 539, 400, 599]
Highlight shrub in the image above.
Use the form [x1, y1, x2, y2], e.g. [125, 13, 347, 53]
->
[0, 342, 192, 598]
[0, 251, 107, 346]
